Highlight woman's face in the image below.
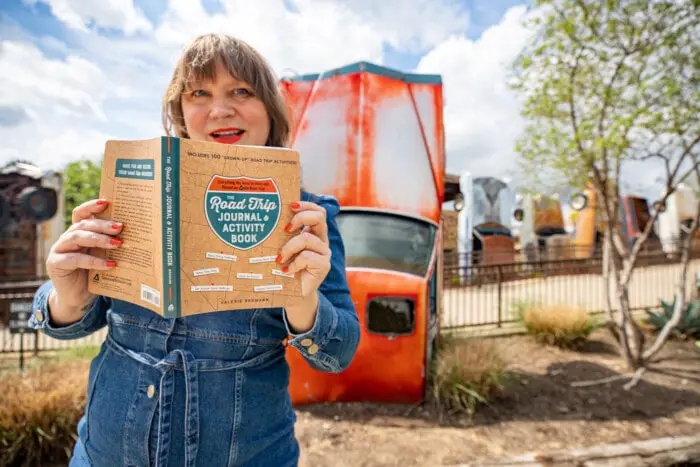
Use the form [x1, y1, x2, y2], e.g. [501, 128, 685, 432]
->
[181, 60, 270, 146]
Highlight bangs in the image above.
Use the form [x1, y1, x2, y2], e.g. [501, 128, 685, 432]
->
[180, 38, 264, 91]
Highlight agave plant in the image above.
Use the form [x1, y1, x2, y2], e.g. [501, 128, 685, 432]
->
[645, 297, 700, 338]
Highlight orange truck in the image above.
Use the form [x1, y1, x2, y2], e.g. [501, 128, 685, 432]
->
[280, 62, 445, 404]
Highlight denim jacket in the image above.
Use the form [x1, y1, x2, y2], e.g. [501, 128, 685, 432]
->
[30, 192, 360, 467]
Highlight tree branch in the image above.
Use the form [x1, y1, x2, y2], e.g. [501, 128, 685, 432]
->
[619, 135, 700, 288]
[567, 54, 587, 161]
[623, 367, 647, 391]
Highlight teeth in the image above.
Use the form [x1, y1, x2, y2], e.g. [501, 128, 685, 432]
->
[213, 130, 244, 137]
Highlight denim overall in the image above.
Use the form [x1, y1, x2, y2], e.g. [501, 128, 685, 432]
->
[30, 193, 360, 466]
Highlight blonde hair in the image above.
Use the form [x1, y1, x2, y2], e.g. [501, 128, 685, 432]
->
[162, 34, 291, 148]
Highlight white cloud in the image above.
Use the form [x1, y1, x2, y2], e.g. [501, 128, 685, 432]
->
[0, 41, 111, 120]
[0, 0, 518, 179]
[416, 5, 533, 181]
[3, 0, 669, 211]
[26, 0, 152, 35]
[329, 0, 470, 52]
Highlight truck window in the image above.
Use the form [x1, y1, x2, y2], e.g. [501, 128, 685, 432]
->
[336, 211, 436, 277]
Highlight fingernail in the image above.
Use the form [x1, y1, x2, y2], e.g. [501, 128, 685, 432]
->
[105, 260, 117, 267]
[275, 253, 282, 264]
[282, 266, 289, 273]
[96, 199, 107, 205]
[112, 222, 122, 230]
[110, 238, 123, 246]
[284, 223, 293, 232]
[290, 202, 301, 209]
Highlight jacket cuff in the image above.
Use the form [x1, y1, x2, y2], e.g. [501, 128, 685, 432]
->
[283, 291, 341, 370]
[30, 281, 107, 340]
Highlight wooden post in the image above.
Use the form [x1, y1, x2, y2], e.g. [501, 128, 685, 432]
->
[454, 433, 700, 466]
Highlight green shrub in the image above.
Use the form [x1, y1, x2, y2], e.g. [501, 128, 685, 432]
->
[0, 360, 89, 466]
[517, 303, 598, 350]
[429, 337, 509, 417]
[645, 297, 700, 338]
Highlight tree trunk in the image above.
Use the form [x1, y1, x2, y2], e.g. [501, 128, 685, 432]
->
[601, 236, 620, 342]
[617, 282, 645, 368]
[643, 200, 700, 361]
[603, 231, 637, 368]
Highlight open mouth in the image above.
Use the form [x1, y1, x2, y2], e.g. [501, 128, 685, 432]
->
[210, 128, 245, 144]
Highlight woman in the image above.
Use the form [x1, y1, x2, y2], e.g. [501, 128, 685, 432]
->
[30, 33, 360, 467]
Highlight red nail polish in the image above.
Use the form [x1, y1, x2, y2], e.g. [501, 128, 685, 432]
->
[275, 254, 282, 264]
[110, 238, 123, 246]
[282, 266, 289, 273]
[96, 199, 107, 205]
[290, 201, 301, 209]
[112, 222, 122, 230]
[284, 223, 293, 232]
[106, 260, 117, 267]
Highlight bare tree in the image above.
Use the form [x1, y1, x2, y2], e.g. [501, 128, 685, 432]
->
[510, 0, 700, 378]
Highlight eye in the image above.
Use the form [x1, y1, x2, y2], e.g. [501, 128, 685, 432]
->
[186, 89, 209, 99]
[232, 88, 253, 98]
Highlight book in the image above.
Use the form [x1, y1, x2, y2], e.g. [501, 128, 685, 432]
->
[87, 136, 302, 318]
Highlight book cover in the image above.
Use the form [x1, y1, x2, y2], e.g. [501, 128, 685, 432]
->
[87, 136, 302, 318]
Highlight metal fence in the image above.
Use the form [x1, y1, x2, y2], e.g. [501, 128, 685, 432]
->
[1, 241, 698, 352]
[442, 244, 700, 330]
[443, 238, 698, 271]
[0, 327, 108, 354]
[0, 276, 107, 354]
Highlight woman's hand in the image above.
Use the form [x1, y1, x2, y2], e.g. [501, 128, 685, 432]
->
[277, 201, 332, 333]
[45, 199, 124, 317]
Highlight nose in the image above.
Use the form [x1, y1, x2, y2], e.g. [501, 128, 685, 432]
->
[209, 97, 236, 120]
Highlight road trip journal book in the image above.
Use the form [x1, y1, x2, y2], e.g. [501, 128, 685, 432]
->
[87, 136, 302, 318]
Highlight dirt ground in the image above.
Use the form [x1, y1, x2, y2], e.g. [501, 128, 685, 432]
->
[1, 331, 697, 466]
[294, 330, 700, 466]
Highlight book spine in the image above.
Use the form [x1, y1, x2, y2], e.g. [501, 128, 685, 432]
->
[162, 136, 181, 318]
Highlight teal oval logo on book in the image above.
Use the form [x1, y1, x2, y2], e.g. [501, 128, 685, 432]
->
[205, 175, 281, 250]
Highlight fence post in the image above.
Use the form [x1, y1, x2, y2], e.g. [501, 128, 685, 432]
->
[497, 265, 503, 328]
[19, 334, 24, 371]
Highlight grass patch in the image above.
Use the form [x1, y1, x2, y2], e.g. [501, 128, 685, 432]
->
[56, 345, 101, 362]
[429, 337, 510, 417]
[0, 360, 89, 466]
[514, 301, 599, 349]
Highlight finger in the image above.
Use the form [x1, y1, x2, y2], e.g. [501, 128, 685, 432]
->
[48, 252, 117, 271]
[67, 218, 123, 235]
[278, 231, 331, 264]
[54, 230, 123, 254]
[290, 201, 326, 214]
[284, 211, 327, 243]
[72, 198, 108, 224]
[285, 250, 330, 275]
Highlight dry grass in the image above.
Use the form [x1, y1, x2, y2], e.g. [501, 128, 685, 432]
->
[0, 360, 89, 466]
[429, 337, 510, 417]
[516, 303, 599, 349]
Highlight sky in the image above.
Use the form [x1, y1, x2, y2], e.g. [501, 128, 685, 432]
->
[0, 0, 669, 204]
[0, 0, 541, 181]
